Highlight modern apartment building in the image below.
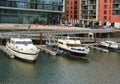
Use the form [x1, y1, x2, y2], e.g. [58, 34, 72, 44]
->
[0, 0, 65, 25]
[80, 0, 99, 26]
[65, 0, 120, 28]
[80, 0, 120, 28]
[99, 0, 120, 28]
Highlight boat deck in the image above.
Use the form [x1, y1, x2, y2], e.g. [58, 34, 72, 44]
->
[0, 45, 15, 58]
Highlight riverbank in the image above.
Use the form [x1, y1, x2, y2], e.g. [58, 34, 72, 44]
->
[0, 24, 89, 31]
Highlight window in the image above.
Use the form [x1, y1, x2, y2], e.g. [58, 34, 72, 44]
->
[109, 16, 111, 20]
[74, 15, 77, 19]
[104, 10, 107, 14]
[104, 0, 107, 3]
[104, 5, 107, 9]
[109, 11, 111, 15]
[104, 16, 107, 20]
[109, 0, 111, 3]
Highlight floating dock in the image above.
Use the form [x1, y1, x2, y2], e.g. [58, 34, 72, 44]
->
[90, 45, 109, 53]
[36, 45, 57, 56]
[0, 45, 15, 58]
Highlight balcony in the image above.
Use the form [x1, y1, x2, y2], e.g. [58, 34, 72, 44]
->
[113, 13, 120, 15]
[113, 1, 120, 4]
[81, 13, 89, 16]
[89, 13, 96, 16]
[113, 7, 120, 10]
[113, 10, 120, 15]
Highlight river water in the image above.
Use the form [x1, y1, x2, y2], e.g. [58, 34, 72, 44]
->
[0, 50, 120, 84]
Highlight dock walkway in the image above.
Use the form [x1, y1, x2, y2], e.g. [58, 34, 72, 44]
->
[36, 45, 57, 56]
[90, 45, 109, 53]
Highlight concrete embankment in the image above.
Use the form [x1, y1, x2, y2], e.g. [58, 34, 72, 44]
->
[0, 24, 89, 31]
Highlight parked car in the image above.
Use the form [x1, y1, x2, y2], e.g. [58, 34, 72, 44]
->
[103, 26, 113, 30]
[74, 23, 90, 28]
[97, 25, 103, 29]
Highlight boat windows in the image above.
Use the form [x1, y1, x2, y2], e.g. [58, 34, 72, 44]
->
[16, 41, 33, 45]
[71, 48, 85, 51]
[58, 42, 63, 44]
[67, 44, 80, 47]
[78, 49, 85, 51]
[71, 48, 77, 50]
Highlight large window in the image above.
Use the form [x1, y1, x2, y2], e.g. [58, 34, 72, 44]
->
[0, 0, 64, 24]
[0, 0, 63, 11]
[0, 9, 61, 24]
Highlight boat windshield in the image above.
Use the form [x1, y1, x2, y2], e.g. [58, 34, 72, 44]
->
[66, 44, 81, 47]
[16, 41, 33, 45]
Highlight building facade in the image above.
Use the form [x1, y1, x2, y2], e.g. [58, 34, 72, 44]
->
[0, 0, 65, 25]
[65, 0, 120, 28]
[65, 0, 80, 24]
[80, 0, 120, 28]
[99, 0, 120, 28]
[80, 0, 99, 27]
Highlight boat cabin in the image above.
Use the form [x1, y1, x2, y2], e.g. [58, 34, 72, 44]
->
[8, 38, 33, 46]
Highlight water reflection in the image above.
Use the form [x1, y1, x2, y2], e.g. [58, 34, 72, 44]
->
[0, 51, 120, 84]
[10, 59, 37, 77]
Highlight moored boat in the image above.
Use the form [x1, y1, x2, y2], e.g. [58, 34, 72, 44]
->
[6, 38, 40, 62]
[99, 40, 119, 52]
[57, 36, 90, 58]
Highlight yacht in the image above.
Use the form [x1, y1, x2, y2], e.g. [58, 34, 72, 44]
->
[99, 41, 119, 49]
[6, 38, 40, 62]
[57, 36, 90, 58]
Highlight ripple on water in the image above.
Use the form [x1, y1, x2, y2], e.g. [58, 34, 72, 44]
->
[0, 51, 120, 84]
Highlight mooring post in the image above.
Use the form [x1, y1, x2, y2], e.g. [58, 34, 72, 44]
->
[40, 32, 42, 45]
[94, 33, 96, 43]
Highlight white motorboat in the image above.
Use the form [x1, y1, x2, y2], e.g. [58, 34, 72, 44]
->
[6, 38, 40, 62]
[99, 41, 119, 49]
[57, 36, 90, 58]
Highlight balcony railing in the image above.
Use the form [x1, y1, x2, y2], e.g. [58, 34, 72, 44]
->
[113, 1, 120, 4]
[113, 7, 120, 10]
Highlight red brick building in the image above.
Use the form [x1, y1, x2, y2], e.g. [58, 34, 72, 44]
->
[66, 0, 80, 23]
[65, 0, 120, 28]
[99, 0, 120, 27]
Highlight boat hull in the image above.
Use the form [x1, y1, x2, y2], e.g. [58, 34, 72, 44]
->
[99, 41, 119, 50]
[59, 47, 89, 59]
[98, 44, 119, 52]
[6, 45, 39, 62]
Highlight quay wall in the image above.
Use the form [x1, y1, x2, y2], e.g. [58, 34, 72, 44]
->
[0, 24, 83, 30]
[0, 23, 120, 31]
